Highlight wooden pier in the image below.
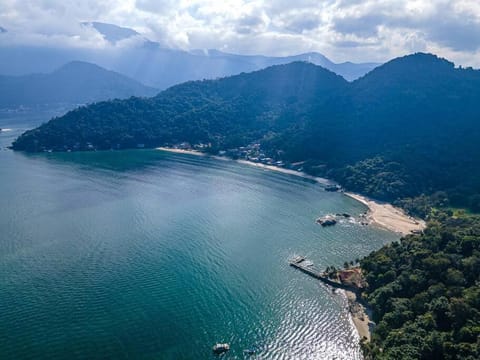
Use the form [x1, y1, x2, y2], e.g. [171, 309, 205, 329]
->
[289, 256, 359, 292]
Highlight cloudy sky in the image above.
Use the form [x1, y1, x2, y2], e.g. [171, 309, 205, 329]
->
[1, 0, 480, 66]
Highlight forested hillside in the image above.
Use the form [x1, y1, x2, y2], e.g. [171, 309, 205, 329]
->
[12, 53, 480, 212]
[12, 62, 348, 152]
[360, 210, 480, 359]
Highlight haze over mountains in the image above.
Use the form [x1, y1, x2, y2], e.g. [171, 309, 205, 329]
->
[0, 61, 157, 108]
[0, 22, 379, 89]
[84, 22, 140, 43]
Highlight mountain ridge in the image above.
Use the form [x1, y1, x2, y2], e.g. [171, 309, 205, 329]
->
[82, 22, 141, 43]
[12, 52, 480, 210]
[0, 22, 380, 86]
[0, 61, 158, 108]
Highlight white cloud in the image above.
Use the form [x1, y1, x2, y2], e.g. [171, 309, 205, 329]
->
[1, 0, 480, 66]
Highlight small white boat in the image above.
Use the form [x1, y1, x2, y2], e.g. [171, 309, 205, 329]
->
[212, 343, 230, 354]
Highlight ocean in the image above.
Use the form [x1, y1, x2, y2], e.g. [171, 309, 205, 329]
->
[0, 110, 398, 359]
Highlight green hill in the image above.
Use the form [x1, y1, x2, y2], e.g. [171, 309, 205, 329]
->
[11, 53, 480, 210]
[358, 209, 480, 359]
[11, 61, 348, 151]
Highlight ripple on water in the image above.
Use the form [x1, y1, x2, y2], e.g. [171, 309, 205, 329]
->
[0, 150, 399, 359]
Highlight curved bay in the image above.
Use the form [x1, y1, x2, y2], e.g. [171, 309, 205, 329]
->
[0, 123, 398, 359]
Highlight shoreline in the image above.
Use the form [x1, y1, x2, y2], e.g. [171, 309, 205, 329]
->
[156, 147, 332, 184]
[344, 290, 372, 343]
[156, 146, 426, 343]
[235, 159, 332, 185]
[156, 147, 206, 156]
[156, 147, 426, 236]
[344, 192, 426, 236]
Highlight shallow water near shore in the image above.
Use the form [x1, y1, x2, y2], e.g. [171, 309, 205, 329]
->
[0, 112, 399, 359]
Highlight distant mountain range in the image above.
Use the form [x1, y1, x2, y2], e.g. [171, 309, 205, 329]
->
[0, 22, 379, 89]
[0, 61, 157, 108]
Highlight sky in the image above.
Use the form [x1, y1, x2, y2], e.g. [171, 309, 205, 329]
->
[1, 0, 480, 66]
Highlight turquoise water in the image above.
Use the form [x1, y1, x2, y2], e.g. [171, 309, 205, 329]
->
[0, 112, 399, 359]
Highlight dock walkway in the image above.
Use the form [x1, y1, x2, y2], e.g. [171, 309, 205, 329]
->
[289, 256, 359, 293]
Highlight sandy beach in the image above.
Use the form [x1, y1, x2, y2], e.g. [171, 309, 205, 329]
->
[344, 290, 371, 342]
[235, 159, 332, 185]
[344, 192, 426, 236]
[237, 161, 426, 236]
[156, 147, 205, 156]
[156, 147, 332, 184]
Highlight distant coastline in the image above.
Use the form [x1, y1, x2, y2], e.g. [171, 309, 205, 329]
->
[156, 147, 206, 156]
[156, 147, 329, 183]
[235, 159, 332, 185]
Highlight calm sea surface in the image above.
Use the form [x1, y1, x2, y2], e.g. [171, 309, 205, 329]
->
[0, 111, 399, 359]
